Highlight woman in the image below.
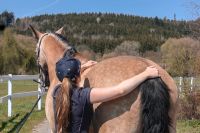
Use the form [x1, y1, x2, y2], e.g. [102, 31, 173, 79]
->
[55, 55, 159, 133]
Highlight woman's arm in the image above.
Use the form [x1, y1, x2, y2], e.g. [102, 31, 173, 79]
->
[90, 66, 159, 103]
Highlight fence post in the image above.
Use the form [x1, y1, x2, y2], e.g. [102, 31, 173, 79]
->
[190, 77, 194, 91]
[8, 74, 12, 117]
[38, 79, 41, 110]
[179, 77, 182, 92]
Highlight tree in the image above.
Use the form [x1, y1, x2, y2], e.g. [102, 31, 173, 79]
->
[190, 1, 200, 17]
[0, 11, 15, 26]
[103, 40, 140, 59]
[188, 1, 200, 40]
[114, 40, 140, 56]
[161, 37, 200, 76]
[0, 47, 3, 74]
[1, 28, 20, 74]
[76, 44, 95, 60]
[24, 56, 37, 74]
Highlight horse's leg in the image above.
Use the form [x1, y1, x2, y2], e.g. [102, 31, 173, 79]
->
[160, 71, 178, 133]
[45, 89, 56, 133]
[168, 90, 178, 133]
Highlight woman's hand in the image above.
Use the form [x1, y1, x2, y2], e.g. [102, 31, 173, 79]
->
[143, 66, 159, 78]
[81, 60, 97, 73]
[82, 60, 97, 68]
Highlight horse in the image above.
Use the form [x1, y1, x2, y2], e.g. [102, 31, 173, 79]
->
[29, 25, 178, 133]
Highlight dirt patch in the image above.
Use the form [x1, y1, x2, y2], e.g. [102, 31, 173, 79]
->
[32, 119, 51, 133]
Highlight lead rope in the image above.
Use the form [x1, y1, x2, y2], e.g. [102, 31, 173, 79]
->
[14, 79, 45, 133]
[15, 96, 42, 133]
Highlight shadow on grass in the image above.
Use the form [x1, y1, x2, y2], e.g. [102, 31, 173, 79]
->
[8, 112, 29, 133]
[0, 112, 32, 133]
[0, 113, 20, 132]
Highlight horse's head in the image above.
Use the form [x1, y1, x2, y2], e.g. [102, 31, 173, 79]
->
[29, 25, 88, 87]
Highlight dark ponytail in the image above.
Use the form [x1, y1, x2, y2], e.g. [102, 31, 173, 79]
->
[139, 78, 171, 133]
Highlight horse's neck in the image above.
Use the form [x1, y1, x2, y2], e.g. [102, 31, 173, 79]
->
[45, 46, 64, 89]
[47, 63, 60, 88]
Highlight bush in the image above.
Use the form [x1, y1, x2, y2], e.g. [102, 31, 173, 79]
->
[76, 44, 95, 60]
[1, 28, 20, 74]
[0, 28, 37, 74]
[102, 40, 140, 59]
[161, 37, 200, 76]
[114, 40, 140, 56]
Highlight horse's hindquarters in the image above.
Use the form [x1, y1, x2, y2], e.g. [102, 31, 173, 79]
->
[84, 56, 178, 133]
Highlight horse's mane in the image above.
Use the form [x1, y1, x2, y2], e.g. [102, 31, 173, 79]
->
[37, 32, 70, 50]
[50, 33, 71, 49]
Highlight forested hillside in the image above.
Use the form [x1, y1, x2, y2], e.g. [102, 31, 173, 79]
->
[0, 12, 199, 75]
[15, 13, 193, 53]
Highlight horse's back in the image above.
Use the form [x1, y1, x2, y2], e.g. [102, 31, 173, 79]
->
[84, 56, 178, 133]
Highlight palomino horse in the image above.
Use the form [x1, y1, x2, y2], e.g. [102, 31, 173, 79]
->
[30, 25, 178, 133]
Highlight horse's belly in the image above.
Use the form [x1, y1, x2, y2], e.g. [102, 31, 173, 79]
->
[96, 110, 140, 133]
[92, 91, 141, 133]
[97, 113, 137, 133]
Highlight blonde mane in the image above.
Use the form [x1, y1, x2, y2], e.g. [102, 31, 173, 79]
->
[49, 33, 71, 50]
[36, 32, 71, 52]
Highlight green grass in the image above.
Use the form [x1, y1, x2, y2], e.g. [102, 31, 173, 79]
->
[0, 80, 46, 133]
[177, 120, 200, 133]
[1, 80, 200, 133]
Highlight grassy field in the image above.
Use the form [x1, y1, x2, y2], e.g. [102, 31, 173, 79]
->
[0, 80, 200, 133]
[0, 80, 46, 133]
[177, 120, 200, 133]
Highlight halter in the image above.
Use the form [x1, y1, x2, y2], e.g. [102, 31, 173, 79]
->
[36, 33, 49, 88]
[36, 33, 78, 88]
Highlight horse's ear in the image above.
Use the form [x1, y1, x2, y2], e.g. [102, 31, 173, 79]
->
[55, 27, 64, 34]
[29, 25, 43, 40]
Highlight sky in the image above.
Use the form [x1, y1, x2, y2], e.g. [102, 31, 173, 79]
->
[0, 0, 199, 20]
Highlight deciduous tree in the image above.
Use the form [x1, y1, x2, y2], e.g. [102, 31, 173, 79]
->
[161, 37, 200, 76]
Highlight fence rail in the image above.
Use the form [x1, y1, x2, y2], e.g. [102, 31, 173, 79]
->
[0, 74, 45, 117]
[174, 77, 200, 92]
[1, 75, 200, 117]
[0, 95, 9, 103]
[0, 74, 38, 81]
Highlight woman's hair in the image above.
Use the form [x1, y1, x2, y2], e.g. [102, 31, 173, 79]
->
[56, 77, 72, 132]
[55, 55, 81, 132]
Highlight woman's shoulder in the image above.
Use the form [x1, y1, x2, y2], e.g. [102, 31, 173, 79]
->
[72, 87, 92, 105]
[77, 87, 91, 96]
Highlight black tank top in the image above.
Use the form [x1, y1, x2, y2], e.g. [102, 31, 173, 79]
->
[68, 87, 93, 133]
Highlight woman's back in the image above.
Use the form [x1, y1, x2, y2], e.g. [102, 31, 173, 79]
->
[68, 87, 93, 133]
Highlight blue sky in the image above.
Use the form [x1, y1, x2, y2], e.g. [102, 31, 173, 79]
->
[0, 0, 199, 20]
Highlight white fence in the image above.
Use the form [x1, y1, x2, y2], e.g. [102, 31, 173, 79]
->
[174, 77, 200, 93]
[0, 74, 45, 117]
[0, 75, 199, 117]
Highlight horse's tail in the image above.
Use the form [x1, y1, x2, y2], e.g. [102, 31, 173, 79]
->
[55, 78, 71, 133]
[139, 78, 171, 133]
